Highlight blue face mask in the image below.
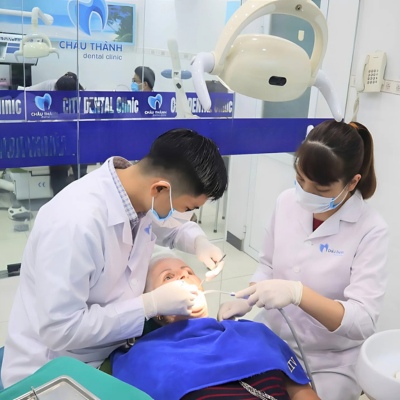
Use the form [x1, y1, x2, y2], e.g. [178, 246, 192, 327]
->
[131, 82, 139, 91]
[151, 183, 175, 221]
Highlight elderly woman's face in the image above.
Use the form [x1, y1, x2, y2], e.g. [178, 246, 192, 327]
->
[148, 258, 208, 321]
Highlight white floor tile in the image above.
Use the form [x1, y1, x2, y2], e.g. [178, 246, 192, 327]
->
[193, 199, 226, 242]
[218, 242, 258, 279]
[0, 210, 29, 271]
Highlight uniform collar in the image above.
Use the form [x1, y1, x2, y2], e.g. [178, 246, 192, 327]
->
[306, 190, 364, 239]
[98, 159, 133, 237]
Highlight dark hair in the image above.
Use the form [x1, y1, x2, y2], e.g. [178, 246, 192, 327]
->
[295, 120, 376, 199]
[135, 66, 155, 89]
[55, 72, 84, 91]
[140, 129, 228, 200]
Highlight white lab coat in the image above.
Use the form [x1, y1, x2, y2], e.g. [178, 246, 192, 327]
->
[24, 79, 57, 91]
[252, 188, 388, 380]
[1, 159, 206, 388]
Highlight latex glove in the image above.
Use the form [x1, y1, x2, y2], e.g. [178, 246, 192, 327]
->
[217, 299, 252, 321]
[142, 280, 198, 319]
[236, 280, 303, 310]
[195, 235, 225, 281]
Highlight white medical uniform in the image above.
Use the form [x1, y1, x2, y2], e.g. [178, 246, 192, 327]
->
[252, 188, 388, 400]
[1, 158, 206, 388]
[24, 79, 57, 91]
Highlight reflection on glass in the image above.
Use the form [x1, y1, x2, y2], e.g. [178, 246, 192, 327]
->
[0, 0, 360, 275]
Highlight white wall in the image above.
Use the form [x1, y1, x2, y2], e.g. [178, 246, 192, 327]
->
[344, 0, 400, 331]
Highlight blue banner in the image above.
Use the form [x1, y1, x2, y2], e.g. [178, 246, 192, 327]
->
[0, 91, 25, 121]
[23, 91, 234, 121]
[0, 118, 328, 168]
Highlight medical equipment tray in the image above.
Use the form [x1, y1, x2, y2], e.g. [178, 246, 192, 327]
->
[14, 375, 100, 400]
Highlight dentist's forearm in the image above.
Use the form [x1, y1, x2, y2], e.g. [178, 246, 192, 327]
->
[299, 286, 344, 332]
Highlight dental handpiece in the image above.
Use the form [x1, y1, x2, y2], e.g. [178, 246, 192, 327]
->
[203, 289, 251, 299]
[203, 289, 236, 297]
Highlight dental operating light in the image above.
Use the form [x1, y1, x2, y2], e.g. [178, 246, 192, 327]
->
[191, 0, 343, 122]
[11, 7, 59, 60]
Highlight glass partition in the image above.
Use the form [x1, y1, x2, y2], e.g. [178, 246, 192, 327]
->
[0, 0, 360, 323]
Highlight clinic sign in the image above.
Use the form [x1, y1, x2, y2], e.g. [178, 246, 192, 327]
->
[0, 0, 136, 46]
[24, 91, 234, 120]
[0, 91, 25, 120]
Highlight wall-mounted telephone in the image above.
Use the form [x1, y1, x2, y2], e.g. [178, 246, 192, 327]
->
[355, 51, 387, 93]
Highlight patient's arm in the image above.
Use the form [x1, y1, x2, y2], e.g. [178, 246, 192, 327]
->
[285, 377, 320, 400]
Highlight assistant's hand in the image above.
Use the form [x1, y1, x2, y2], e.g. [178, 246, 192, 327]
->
[236, 280, 303, 310]
[217, 299, 252, 321]
[195, 235, 224, 281]
[142, 280, 198, 319]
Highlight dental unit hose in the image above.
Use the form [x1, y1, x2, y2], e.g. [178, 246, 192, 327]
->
[278, 308, 317, 393]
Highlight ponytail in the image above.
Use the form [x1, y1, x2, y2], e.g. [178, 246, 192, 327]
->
[349, 122, 376, 199]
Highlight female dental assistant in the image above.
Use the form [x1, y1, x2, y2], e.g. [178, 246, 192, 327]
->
[1, 128, 227, 388]
[221, 121, 389, 400]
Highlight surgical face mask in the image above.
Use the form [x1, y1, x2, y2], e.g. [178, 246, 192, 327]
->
[295, 180, 348, 214]
[148, 184, 181, 229]
[131, 81, 139, 91]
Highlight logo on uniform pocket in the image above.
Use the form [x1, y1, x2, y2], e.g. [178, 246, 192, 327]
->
[319, 243, 344, 256]
[144, 223, 151, 235]
[320, 244, 329, 252]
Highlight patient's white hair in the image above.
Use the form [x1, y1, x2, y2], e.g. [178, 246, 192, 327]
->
[145, 248, 181, 292]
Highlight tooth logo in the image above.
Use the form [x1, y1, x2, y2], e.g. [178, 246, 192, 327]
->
[148, 94, 162, 110]
[319, 244, 329, 253]
[34, 93, 52, 111]
[68, 0, 108, 36]
[144, 223, 151, 235]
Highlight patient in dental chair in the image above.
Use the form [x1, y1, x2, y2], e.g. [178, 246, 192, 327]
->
[111, 253, 320, 400]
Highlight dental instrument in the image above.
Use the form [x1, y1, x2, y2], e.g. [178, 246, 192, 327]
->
[200, 254, 226, 285]
[203, 289, 235, 296]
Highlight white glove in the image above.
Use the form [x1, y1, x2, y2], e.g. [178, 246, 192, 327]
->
[236, 280, 303, 310]
[142, 280, 198, 319]
[195, 235, 225, 281]
[217, 299, 252, 321]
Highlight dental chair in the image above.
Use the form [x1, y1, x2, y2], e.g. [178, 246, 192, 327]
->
[0, 167, 53, 222]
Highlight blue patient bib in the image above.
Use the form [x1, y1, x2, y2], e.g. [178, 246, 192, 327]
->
[111, 318, 309, 399]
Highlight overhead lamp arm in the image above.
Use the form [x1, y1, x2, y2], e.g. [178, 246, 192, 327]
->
[31, 7, 54, 29]
[0, 7, 54, 26]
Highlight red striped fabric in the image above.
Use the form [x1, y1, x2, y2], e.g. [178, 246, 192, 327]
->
[182, 370, 290, 400]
